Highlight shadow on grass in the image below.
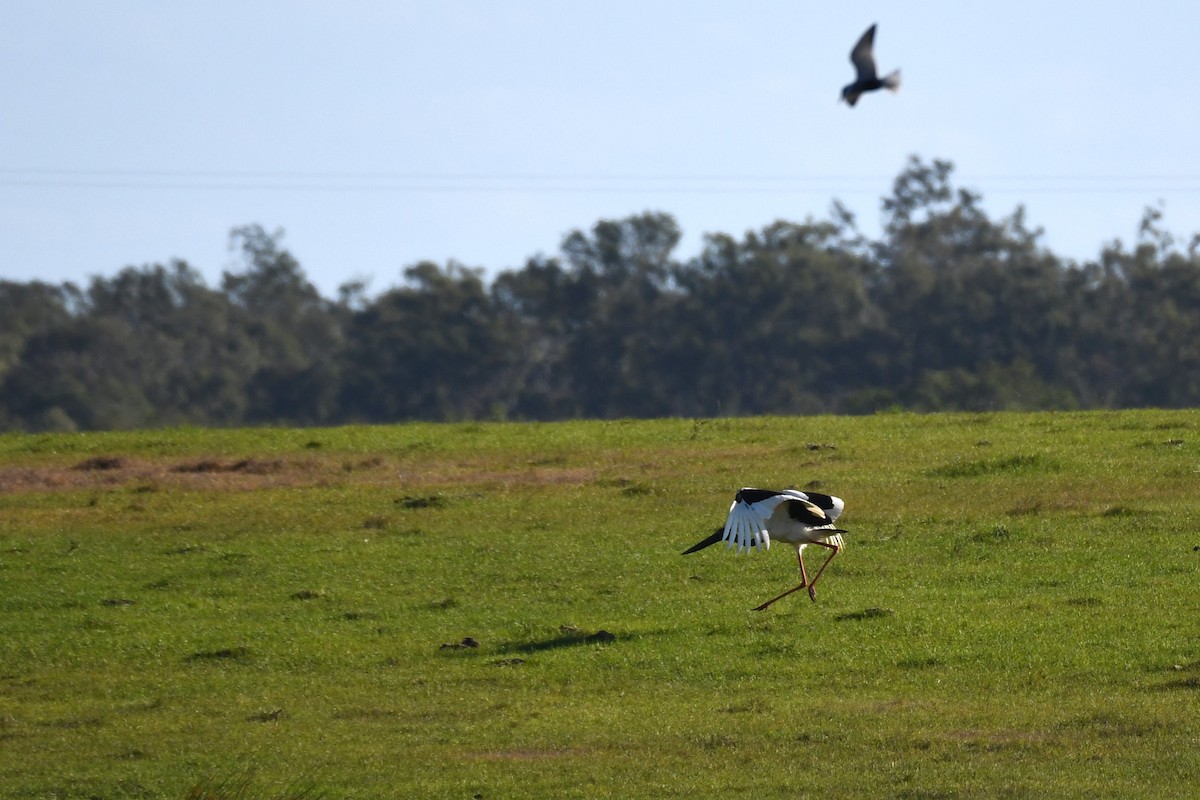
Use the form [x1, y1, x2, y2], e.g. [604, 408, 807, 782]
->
[491, 624, 679, 655]
[185, 646, 251, 663]
[835, 607, 894, 622]
[499, 628, 620, 655]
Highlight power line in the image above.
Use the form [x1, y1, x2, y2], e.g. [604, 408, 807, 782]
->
[1, 168, 1198, 195]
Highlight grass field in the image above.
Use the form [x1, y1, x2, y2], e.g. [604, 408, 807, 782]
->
[1, 411, 1198, 798]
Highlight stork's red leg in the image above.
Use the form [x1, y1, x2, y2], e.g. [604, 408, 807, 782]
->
[752, 582, 808, 611]
[803, 541, 841, 601]
[752, 542, 840, 610]
[751, 545, 810, 611]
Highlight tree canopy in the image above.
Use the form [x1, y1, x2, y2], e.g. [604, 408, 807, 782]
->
[4, 157, 1199, 431]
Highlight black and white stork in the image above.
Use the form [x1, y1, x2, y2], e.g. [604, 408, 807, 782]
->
[683, 488, 847, 610]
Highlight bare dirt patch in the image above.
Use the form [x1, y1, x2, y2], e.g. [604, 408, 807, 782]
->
[0, 457, 317, 495]
[73, 456, 124, 471]
[172, 458, 284, 475]
[0, 455, 601, 495]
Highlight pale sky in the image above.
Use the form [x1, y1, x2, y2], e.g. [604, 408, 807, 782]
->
[4, 2, 1200, 297]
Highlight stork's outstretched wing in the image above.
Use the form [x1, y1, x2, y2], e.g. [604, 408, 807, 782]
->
[721, 493, 774, 553]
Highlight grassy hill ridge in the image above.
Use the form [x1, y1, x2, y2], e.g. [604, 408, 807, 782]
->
[1, 411, 1198, 798]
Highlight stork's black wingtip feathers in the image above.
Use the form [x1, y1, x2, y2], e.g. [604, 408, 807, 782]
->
[682, 528, 724, 555]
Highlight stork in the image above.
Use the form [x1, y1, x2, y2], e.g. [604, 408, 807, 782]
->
[683, 488, 847, 610]
[841, 23, 901, 107]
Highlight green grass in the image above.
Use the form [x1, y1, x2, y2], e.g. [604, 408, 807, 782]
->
[1, 411, 1198, 798]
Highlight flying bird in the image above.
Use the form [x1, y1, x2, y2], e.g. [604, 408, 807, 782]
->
[841, 23, 900, 107]
[683, 488, 847, 610]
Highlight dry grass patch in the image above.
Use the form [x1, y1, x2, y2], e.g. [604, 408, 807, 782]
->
[0, 453, 601, 495]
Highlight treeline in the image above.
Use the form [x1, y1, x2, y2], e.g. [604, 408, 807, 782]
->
[3, 156, 1200, 432]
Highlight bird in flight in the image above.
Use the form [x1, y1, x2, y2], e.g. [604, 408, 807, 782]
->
[683, 488, 847, 610]
[841, 23, 900, 107]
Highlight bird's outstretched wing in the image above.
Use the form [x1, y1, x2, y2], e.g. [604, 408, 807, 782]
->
[721, 492, 776, 553]
[849, 24, 878, 82]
